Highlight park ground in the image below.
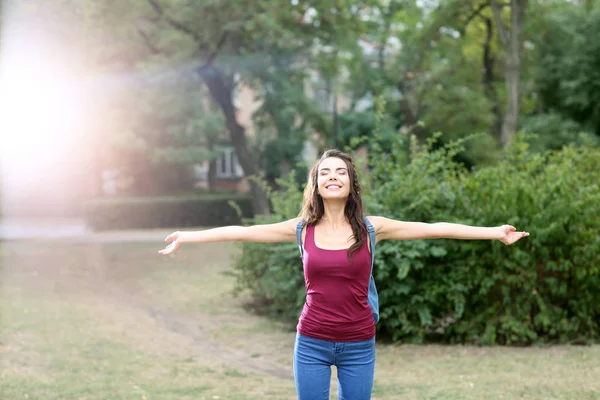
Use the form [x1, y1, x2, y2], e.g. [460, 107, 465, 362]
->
[0, 223, 599, 400]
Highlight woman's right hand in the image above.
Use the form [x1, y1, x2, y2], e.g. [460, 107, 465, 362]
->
[158, 231, 185, 255]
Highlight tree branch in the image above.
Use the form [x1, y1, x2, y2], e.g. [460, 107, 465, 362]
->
[490, 0, 510, 49]
[135, 24, 161, 54]
[461, 2, 490, 34]
[204, 32, 229, 69]
[146, 0, 200, 41]
[147, 0, 228, 70]
[461, 1, 511, 36]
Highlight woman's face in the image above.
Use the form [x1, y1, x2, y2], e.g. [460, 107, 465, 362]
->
[317, 157, 351, 200]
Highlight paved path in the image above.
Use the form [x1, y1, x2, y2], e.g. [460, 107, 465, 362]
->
[0, 217, 177, 242]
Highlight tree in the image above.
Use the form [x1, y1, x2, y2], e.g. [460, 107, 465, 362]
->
[337, 1, 499, 151]
[534, 4, 600, 136]
[134, 0, 366, 213]
[489, 0, 527, 148]
[108, 75, 229, 195]
[20, 0, 594, 202]
[251, 64, 323, 185]
[140, 0, 272, 214]
[43, 0, 232, 196]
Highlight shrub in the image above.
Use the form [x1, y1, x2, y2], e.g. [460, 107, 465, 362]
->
[230, 174, 307, 322]
[230, 137, 600, 345]
[367, 136, 600, 344]
[84, 193, 253, 230]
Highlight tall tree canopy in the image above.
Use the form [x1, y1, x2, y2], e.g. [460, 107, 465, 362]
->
[10, 0, 597, 209]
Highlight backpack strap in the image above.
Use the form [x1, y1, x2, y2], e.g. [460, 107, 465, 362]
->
[363, 216, 376, 274]
[362, 216, 380, 324]
[296, 219, 306, 258]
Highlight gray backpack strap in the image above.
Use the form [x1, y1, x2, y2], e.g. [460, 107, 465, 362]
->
[363, 216, 377, 273]
[296, 219, 306, 258]
[362, 216, 380, 324]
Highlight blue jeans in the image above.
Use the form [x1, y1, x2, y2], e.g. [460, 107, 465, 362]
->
[293, 333, 376, 400]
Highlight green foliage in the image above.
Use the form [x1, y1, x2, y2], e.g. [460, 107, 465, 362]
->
[99, 71, 229, 195]
[251, 66, 318, 185]
[69, 0, 600, 196]
[520, 112, 599, 153]
[231, 134, 600, 345]
[534, 6, 600, 135]
[230, 172, 305, 321]
[84, 193, 253, 230]
[337, 110, 399, 155]
[367, 136, 600, 344]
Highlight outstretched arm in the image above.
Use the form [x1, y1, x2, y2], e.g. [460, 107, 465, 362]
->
[158, 217, 302, 255]
[368, 216, 530, 245]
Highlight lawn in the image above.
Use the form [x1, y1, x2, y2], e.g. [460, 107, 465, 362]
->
[1, 238, 598, 400]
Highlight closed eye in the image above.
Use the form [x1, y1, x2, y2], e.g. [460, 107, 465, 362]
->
[319, 168, 347, 175]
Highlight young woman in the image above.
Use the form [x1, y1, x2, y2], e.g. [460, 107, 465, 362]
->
[159, 149, 530, 400]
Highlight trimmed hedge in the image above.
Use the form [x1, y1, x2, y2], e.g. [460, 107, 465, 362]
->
[231, 137, 600, 345]
[84, 194, 253, 230]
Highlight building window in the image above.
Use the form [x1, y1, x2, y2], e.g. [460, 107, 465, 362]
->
[216, 147, 243, 179]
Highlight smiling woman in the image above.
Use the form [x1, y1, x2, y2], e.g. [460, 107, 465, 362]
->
[158, 148, 530, 400]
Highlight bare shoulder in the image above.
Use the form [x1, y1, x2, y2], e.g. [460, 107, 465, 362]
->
[365, 216, 410, 242]
[282, 216, 307, 243]
[281, 217, 306, 236]
[243, 216, 305, 243]
[365, 215, 438, 241]
[365, 215, 390, 230]
[365, 216, 389, 242]
[271, 217, 305, 234]
[283, 217, 305, 228]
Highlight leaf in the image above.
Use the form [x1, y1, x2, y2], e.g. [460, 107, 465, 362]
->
[430, 246, 448, 257]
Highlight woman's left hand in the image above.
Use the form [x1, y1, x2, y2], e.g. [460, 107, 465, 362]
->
[498, 225, 530, 245]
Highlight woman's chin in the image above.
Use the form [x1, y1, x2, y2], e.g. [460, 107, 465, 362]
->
[321, 193, 349, 201]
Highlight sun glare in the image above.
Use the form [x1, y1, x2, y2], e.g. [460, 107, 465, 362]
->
[0, 11, 86, 175]
[0, 70, 74, 165]
[0, 4, 90, 217]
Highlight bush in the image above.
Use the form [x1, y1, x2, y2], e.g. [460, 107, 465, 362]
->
[231, 174, 307, 322]
[84, 193, 253, 230]
[230, 136, 600, 345]
[367, 136, 599, 344]
[519, 112, 598, 153]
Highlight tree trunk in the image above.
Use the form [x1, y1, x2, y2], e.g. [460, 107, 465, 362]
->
[398, 78, 427, 145]
[206, 137, 217, 192]
[482, 17, 503, 142]
[280, 158, 292, 179]
[502, 56, 521, 147]
[200, 65, 271, 216]
[490, 0, 527, 148]
[207, 159, 217, 192]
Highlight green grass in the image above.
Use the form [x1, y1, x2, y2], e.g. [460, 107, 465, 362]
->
[1, 239, 599, 400]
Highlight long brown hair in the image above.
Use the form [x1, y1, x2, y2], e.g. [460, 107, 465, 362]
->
[298, 149, 366, 259]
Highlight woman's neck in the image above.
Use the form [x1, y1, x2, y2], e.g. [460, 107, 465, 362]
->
[321, 201, 347, 228]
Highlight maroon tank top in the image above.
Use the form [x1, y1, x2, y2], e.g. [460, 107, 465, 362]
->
[296, 224, 376, 341]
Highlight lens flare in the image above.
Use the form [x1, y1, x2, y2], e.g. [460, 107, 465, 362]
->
[0, 3, 88, 217]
